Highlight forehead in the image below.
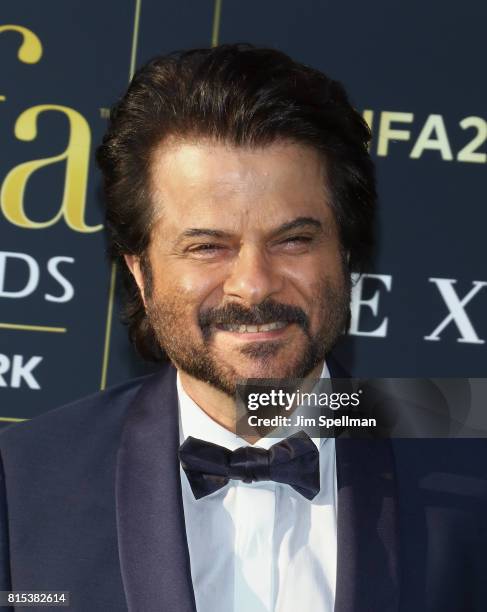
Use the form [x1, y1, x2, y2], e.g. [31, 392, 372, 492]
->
[149, 138, 333, 231]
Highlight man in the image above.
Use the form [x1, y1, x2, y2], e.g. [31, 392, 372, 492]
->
[1, 44, 486, 612]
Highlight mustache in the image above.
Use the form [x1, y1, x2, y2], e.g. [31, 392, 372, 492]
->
[198, 299, 310, 334]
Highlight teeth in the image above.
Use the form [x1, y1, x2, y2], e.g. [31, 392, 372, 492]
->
[262, 321, 287, 331]
[219, 321, 287, 333]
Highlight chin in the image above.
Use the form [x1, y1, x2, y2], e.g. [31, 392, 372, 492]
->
[231, 357, 302, 381]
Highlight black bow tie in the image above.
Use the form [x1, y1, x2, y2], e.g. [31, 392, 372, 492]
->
[179, 431, 320, 500]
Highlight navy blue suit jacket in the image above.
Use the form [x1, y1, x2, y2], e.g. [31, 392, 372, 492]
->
[1, 360, 487, 611]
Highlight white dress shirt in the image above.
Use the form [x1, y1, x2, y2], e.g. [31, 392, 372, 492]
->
[178, 362, 337, 612]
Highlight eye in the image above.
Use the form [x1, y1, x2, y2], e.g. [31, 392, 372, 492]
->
[187, 243, 226, 255]
[279, 235, 313, 246]
[283, 236, 312, 243]
[193, 244, 220, 250]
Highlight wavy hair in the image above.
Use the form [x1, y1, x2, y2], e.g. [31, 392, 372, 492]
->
[96, 43, 376, 361]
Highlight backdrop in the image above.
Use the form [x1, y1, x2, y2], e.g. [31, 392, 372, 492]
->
[1, 0, 485, 426]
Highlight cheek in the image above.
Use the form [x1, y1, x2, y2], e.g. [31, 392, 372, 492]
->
[153, 264, 223, 311]
[177, 270, 218, 295]
[284, 257, 329, 297]
[293, 260, 347, 314]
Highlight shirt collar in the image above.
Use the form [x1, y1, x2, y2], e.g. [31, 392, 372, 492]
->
[177, 361, 330, 452]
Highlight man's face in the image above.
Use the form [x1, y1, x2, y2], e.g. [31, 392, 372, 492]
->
[128, 138, 350, 396]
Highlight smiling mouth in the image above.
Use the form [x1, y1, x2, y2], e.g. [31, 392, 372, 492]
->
[215, 321, 288, 333]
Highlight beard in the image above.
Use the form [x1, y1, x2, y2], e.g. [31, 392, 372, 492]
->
[144, 268, 351, 397]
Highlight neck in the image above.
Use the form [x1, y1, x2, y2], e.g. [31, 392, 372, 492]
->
[178, 360, 326, 441]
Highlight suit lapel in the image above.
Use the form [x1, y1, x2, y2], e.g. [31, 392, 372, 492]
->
[329, 355, 400, 611]
[116, 363, 197, 612]
[116, 355, 400, 611]
[335, 438, 400, 611]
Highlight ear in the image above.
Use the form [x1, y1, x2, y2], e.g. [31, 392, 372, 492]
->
[124, 254, 147, 307]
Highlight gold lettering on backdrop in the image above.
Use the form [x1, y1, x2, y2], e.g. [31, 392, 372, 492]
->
[0, 25, 43, 63]
[410, 114, 453, 161]
[457, 117, 487, 164]
[0, 105, 102, 232]
[377, 112, 414, 157]
[362, 110, 373, 131]
[362, 110, 374, 151]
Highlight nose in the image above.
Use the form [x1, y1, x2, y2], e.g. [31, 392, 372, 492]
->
[222, 244, 284, 306]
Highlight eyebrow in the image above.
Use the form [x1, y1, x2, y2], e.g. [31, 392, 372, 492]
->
[175, 216, 324, 244]
[178, 228, 233, 240]
[274, 216, 323, 234]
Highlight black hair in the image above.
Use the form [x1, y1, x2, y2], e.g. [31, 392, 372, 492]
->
[96, 43, 376, 361]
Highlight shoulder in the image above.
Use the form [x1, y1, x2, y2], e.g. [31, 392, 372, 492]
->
[0, 373, 152, 469]
[391, 438, 487, 511]
[392, 438, 487, 472]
